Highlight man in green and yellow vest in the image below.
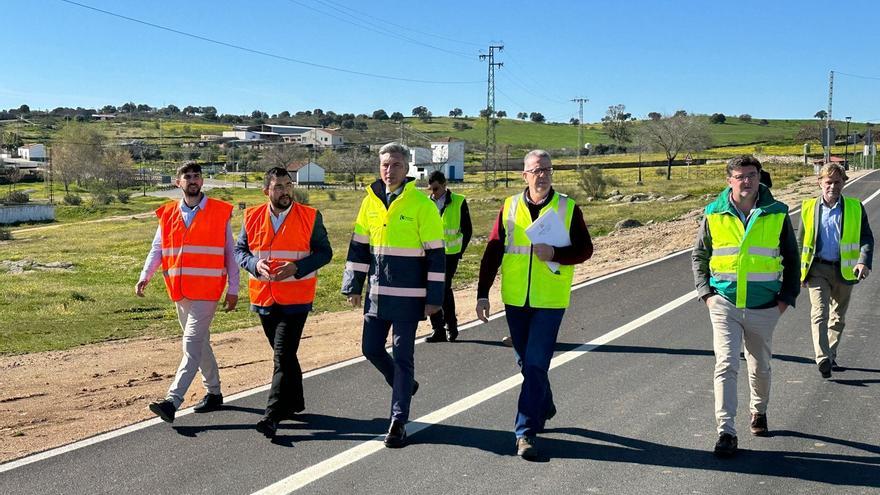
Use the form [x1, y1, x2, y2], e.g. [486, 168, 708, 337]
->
[476, 150, 593, 460]
[692, 155, 800, 458]
[342, 142, 445, 449]
[235, 167, 332, 439]
[425, 170, 472, 343]
[798, 163, 873, 379]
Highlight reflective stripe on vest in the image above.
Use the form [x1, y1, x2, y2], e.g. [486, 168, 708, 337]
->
[799, 197, 862, 282]
[707, 210, 785, 308]
[442, 193, 465, 255]
[244, 202, 318, 306]
[157, 198, 232, 302]
[500, 192, 575, 308]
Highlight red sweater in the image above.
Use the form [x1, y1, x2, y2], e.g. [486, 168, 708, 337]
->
[477, 189, 593, 299]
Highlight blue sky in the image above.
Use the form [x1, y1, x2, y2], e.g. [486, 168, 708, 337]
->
[3, 0, 879, 123]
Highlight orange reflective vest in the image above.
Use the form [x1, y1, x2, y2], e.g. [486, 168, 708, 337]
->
[244, 202, 318, 306]
[157, 198, 233, 302]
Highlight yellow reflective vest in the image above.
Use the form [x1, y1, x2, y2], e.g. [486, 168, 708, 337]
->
[441, 192, 465, 255]
[500, 191, 575, 309]
[800, 196, 862, 282]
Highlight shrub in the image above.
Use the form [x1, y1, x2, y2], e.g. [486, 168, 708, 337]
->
[92, 192, 115, 205]
[63, 193, 83, 205]
[292, 188, 309, 204]
[758, 119, 769, 126]
[577, 167, 619, 198]
[327, 190, 337, 201]
[709, 113, 726, 124]
[0, 227, 11, 241]
[117, 191, 131, 203]
[739, 114, 752, 122]
[4, 191, 29, 203]
[654, 167, 667, 176]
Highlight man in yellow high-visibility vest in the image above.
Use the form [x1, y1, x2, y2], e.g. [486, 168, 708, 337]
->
[692, 155, 800, 458]
[798, 163, 873, 379]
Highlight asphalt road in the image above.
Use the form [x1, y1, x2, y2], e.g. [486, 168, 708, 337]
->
[2, 172, 879, 494]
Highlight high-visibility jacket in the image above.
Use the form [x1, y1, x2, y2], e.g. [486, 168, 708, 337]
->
[705, 188, 788, 308]
[157, 198, 233, 302]
[441, 192, 466, 255]
[500, 192, 575, 309]
[341, 178, 445, 321]
[244, 202, 318, 306]
[800, 196, 862, 282]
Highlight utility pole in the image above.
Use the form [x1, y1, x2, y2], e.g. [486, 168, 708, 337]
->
[571, 97, 588, 171]
[399, 120, 405, 145]
[824, 70, 834, 164]
[480, 44, 503, 187]
[47, 145, 54, 204]
[844, 116, 851, 170]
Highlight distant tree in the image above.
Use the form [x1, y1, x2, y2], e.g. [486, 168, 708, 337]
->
[390, 111, 404, 121]
[517, 112, 528, 120]
[372, 109, 389, 120]
[120, 102, 136, 113]
[412, 106, 429, 117]
[313, 108, 324, 117]
[278, 110, 291, 118]
[647, 112, 662, 121]
[709, 113, 727, 124]
[354, 121, 368, 131]
[182, 105, 198, 115]
[202, 106, 218, 121]
[261, 143, 308, 170]
[419, 111, 433, 123]
[1, 131, 24, 151]
[479, 108, 491, 118]
[164, 104, 180, 115]
[100, 105, 117, 114]
[814, 110, 828, 120]
[251, 110, 264, 119]
[758, 119, 769, 126]
[529, 112, 545, 123]
[341, 119, 355, 129]
[449, 108, 463, 118]
[570, 118, 580, 125]
[102, 146, 136, 193]
[136, 104, 152, 113]
[52, 122, 106, 193]
[638, 112, 711, 180]
[738, 113, 752, 122]
[336, 148, 372, 188]
[18, 104, 30, 114]
[496, 110, 507, 118]
[601, 104, 633, 148]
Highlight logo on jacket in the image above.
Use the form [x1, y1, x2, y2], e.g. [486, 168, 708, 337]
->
[399, 214, 414, 221]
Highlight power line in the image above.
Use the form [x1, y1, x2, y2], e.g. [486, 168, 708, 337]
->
[58, 0, 482, 85]
[834, 70, 880, 81]
[311, 0, 484, 49]
[286, 0, 475, 60]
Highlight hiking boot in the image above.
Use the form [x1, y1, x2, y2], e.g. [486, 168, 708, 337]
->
[749, 413, 769, 437]
[148, 399, 176, 424]
[713, 433, 738, 458]
[193, 393, 223, 413]
[516, 436, 538, 460]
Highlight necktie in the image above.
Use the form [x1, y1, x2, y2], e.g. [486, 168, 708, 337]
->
[387, 193, 397, 206]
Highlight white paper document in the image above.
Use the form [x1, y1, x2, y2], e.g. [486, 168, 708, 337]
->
[524, 210, 571, 273]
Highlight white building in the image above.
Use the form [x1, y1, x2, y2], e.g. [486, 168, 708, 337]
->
[17, 144, 46, 161]
[302, 128, 344, 149]
[406, 138, 465, 181]
[287, 161, 325, 185]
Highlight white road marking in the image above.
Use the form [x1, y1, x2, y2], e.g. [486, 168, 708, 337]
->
[251, 292, 695, 494]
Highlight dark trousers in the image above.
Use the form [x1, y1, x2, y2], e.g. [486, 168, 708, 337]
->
[259, 309, 308, 421]
[505, 305, 565, 438]
[362, 315, 418, 422]
[429, 254, 460, 331]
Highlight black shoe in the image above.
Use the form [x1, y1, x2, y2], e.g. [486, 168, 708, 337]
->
[818, 359, 832, 379]
[284, 404, 306, 420]
[713, 433, 738, 458]
[411, 380, 420, 396]
[256, 417, 278, 439]
[193, 393, 223, 413]
[749, 413, 769, 437]
[148, 399, 176, 423]
[516, 436, 538, 460]
[546, 403, 557, 421]
[831, 360, 844, 372]
[384, 420, 407, 448]
[425, 330, 447, 343]
[446, 327, 459, 342]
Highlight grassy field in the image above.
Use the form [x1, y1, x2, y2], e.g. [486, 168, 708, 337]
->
[0, 161, 813, 355]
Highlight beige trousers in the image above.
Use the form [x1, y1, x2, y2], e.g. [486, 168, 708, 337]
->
[806, 261, 854, 365]
[708, 295, 781, 436]
[166, 298, 221, 408]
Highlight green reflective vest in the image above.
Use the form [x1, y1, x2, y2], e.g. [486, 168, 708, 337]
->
[442, 192, 465, 255]
[705, 188, 788, 308]
[799, 196, 862, 282]
[500, 192, 575, 308]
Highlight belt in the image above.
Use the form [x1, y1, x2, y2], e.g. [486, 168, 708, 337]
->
[815, 258, 840, 266]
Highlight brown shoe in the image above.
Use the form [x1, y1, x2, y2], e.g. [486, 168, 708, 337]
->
[749, 413, 769, 436]
[516, 436, 538, 460]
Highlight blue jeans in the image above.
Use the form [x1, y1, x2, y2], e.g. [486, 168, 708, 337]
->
[505, 305, 565, 438]
[362, 316, 418, 422]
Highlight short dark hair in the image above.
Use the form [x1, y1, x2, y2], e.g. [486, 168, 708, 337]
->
[428, 170, 446, 185]
[176, 161, 201, 177]
[726, 154, 762, 176]
[263, 166, 292, 188]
